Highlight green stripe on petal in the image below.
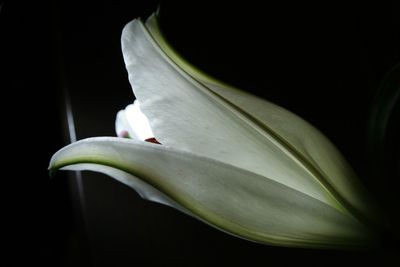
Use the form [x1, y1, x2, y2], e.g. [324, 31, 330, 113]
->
[49, 137, 377, 249]
[121, 16, 381, 227]
[146, 15, 382, 227]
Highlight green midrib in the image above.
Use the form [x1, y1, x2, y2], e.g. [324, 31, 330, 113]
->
[140, 17, 367, 222]
[50, 154, 371, 249]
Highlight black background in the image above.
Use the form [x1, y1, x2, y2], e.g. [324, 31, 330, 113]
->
[3, 0, 399, 266]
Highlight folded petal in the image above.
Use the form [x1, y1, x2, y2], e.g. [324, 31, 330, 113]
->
[121, 15, 379, 225]
[49, 137, 376, 248]
[144, 15, 380, 227]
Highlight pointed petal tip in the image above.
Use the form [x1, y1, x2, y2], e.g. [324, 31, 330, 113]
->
[48, 152, 60, 179]
[48, 149, 61, 178]
[121, 17, 144, 42]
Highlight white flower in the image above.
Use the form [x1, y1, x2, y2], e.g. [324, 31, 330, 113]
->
[50, 14, 381, 249]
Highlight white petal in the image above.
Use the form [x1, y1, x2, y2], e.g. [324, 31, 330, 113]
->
[115, 100, 155, 140]
[143, 15, 381, 225]
[122, 18, 343, 212]
[49, 137, 376, 248]
[115, 109, 136, 139]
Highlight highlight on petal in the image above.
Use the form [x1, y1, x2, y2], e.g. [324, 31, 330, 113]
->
[115, 110, 132, 138]
[121, 15, 381, 227]
[115, 100, 155, 141]
[49, 137, 377, 249]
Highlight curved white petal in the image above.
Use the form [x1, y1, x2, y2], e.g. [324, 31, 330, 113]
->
[121, 16, 382, 225]
[144, 15, 380, 225]
[49, 137, 376, 248]
[122, 16, 342, 214]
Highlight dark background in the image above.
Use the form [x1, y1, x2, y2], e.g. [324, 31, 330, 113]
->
[3, 1, 399, 266]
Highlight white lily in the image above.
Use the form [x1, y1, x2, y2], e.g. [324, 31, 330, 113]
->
[49, 14, 381, 249]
